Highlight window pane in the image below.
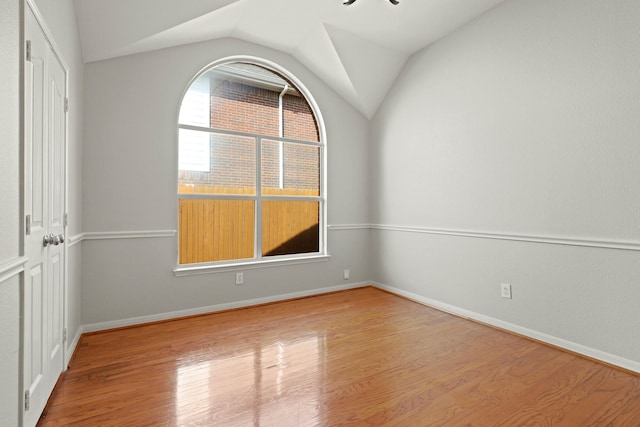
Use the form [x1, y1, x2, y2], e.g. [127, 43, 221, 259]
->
[178, 61, 324, 266]
[282, 93, 319, 143]
[178, 128, 210, 172]
[179, 130, 256, 195]
[179, 73, 211, 127]
[262, 201, 319, 257]
[179, 198, 255, 264]
[261, 140, 320, 197]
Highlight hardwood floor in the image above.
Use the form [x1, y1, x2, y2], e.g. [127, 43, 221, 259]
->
[38, 287, 640, 426]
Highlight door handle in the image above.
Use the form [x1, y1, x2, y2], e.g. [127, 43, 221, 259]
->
[43, 233, 64, 247]
[43, 233, 54, 247]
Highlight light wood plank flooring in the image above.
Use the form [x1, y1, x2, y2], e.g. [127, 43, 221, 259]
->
[38, 287, 640, 426]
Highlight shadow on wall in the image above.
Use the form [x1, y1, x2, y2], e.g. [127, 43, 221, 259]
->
[265, 224, 319, 257]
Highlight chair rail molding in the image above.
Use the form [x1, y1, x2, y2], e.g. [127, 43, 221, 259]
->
[83, 230, 177, 240]
[370, 224, 640, 252]
[0, 257, 28, 284]
[67, 225, 640, 252]
[328, 224, 372, 231]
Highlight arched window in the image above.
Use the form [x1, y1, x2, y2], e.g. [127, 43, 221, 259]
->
[177, 59, 325, 267]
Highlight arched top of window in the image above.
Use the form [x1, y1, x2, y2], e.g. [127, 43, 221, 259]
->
[176, 58, 326, 270]
[180, 61, 321, 143]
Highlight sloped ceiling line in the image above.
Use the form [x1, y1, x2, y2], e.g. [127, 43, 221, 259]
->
[73, 0, 506, 118]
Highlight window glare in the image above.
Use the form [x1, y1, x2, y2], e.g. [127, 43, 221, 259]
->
[178, 128, 210, 172]
[179, 74, 210, 127]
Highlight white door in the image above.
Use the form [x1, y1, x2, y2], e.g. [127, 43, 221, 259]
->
[23, 5, 67, 427]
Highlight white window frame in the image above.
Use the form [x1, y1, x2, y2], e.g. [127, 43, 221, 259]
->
[174, 56, 328, 276]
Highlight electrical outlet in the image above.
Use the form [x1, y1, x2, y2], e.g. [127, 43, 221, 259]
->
[236, 272, 244, 285]
[343, 269, 350, 280]
[501, 283, 512, 299]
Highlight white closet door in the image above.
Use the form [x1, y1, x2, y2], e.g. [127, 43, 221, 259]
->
[23, 4, 67, 426]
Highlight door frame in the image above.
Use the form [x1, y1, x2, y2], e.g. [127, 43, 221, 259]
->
[22, 0, 70, 422]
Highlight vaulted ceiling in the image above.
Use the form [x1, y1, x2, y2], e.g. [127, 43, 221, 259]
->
[73, 0, 504, 119]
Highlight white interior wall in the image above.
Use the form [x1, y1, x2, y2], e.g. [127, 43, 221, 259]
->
[370, 0, 640, 368]
[0, 0, 21, 261]
[81, 38, 371, 326]
[11, 0, 634, 383]
[0, 276, 20, 427]
[3, 0, 635, 422]
[32, 0, 85, 361]
[0, 0, 22, 424]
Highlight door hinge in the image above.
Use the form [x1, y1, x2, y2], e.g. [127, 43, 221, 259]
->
[26, 215, 31, 235]
[64, 98, 69, 113]
[63, 328, 68, 343]
[26, 40, 31, 62]
[24, 390, 30, 411]
[64, 212, 69, 227]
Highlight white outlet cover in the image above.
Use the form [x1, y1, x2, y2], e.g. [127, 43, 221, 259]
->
[501, 283, 512, 299]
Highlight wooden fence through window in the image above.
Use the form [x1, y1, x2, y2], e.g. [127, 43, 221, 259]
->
[178, 186, 319, 264]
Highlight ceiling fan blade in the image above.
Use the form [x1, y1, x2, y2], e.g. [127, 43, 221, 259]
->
[343, 0, 398, 5]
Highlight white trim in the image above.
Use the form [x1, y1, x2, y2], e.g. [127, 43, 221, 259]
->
[0, 257, 28, 284]
[64, 224, 367, 248]
[178, 124, 322, 147]
[174, 254, 331, 276]
[371, 224, 640, 252]
[180, 193, 322, 202]
[329, 224, 372, 231]
[67, 224, 636, 255]
[372, 282, 640, 374]
[76, 225, 366, 243]
[83, 230, 176, 240]
[75, 279, 640, 373]
[64, 327, 83, 367]
[177, 55, 329, 267]
[25, 0, 69, 71]
[67, 233, 85, 247]
[82, 281, 369, 333]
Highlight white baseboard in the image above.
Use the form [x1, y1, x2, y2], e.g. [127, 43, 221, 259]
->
[77, 280, 639, 374]
[65, 327, 83, 367]
[81, 281, 370, 333]
[372, 282, 640, 374]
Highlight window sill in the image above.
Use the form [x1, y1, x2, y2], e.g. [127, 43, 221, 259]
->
[173, 254, 331, 277]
